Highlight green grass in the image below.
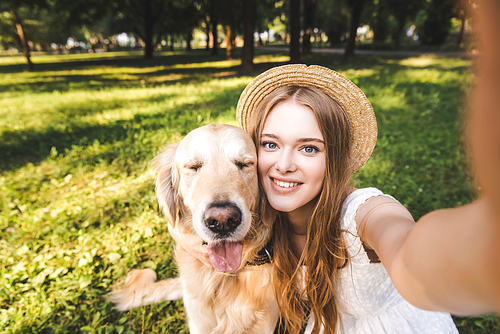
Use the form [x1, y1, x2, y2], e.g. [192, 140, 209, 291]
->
[0, 49, 498, 333]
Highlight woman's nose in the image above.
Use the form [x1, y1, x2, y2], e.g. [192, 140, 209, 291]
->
[275, 150, 297, 173]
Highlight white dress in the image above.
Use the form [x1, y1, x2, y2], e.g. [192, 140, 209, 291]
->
[304, 188, 459, 334]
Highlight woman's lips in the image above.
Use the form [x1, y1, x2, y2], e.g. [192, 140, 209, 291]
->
[270, 177, 302, 193]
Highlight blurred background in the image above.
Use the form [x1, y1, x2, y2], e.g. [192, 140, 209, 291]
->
[2, 0, 474, 69]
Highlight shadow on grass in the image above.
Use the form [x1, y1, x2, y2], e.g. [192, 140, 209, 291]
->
[0, 65, 243, 94]
[0, 52, 289, 94]
[0, 83, 245, 172]
[0, 50, 220, 73]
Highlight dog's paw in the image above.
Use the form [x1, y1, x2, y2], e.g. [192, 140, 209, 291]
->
[106, 269, 158, 311]
[124, 268, 157, 287]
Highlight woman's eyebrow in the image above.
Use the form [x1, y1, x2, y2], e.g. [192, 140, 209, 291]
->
[298, 138, 324, 144]
[261, 133, 279, 139]
[261, 133, 324, 144]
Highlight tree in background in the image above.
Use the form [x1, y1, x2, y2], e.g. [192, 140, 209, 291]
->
[368, 0, 391, 44]
[208, 0, 220, 55]
[255, 0, 283, 46]
[193, 0, 221, 53]
[453, 0, 471, 48]
[302, 0, 317, 55]
[49, 0, 113, 53]
[241, 0, 256, 74]
[344, 0, 367, 58]
[1, 0, 49, 70]
[80, 10, 117, 52]
[51, 0, 109, 31]
[289, 0, 301, 63]
[386, 0, 423, 48]
[219, 0, 245, 60]
[11, 9, 33, 69]
[0, 7, 49, 51]
[1, 1, 114, 56]
[417, 0, 454, 45]
[109, 0, 203, 58]
[164, 0, 204, 52]
[315, 0, 349, 47]
[110, 0, 166, 58]
[223, 0, 237, 60]
[195, 0, 211, 50]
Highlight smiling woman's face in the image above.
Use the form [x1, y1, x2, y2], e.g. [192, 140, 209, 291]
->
[258, 99, 326, 223]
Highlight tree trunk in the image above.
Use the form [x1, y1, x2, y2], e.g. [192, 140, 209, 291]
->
[393, 16, 406, 49]
[144, 0, 154, 58]
[372, 2, 389, 43]
[205, 17, 211, 50]
[12, 9, 33, 71]
[211, 0, 219, 55]
[241, 0, 256, 75]
[225, 1, 236, 60]
[226, 24, 235, 60]
[302, 0, 317, 55]
[344, 0, 366, 59]
[186, 30, 192, 51]
[290, 0, 301, 63]
[457, 12, 466, 47]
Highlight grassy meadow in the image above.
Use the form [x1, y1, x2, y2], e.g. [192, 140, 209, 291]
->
[0, 48, 498, 333]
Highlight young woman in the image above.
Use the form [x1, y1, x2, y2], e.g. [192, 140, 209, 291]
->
[235, 65, 458, 333]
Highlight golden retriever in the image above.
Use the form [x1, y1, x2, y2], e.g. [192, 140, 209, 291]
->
[107, 124, 278, 334]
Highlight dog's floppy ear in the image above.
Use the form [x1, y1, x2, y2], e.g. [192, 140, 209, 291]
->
[152, 143, 182, 225]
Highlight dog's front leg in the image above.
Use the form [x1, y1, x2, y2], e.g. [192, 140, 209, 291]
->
[106, 269, 184, 311]
[183, 293, 217, 334]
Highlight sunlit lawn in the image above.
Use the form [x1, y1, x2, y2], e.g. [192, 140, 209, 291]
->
[0, 49, 497, 333]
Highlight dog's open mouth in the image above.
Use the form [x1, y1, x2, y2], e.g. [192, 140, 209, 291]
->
[207, 241, 243, 272]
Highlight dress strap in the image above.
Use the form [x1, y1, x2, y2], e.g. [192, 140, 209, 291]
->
[341, 188, 395, 262]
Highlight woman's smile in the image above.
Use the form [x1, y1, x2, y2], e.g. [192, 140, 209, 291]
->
[270, 176, 302, 191]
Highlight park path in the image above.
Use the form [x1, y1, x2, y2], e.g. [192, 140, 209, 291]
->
[258, 45, 474, 58]
[313, 47, 474, 58]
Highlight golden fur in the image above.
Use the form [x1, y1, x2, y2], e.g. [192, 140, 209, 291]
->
[107, 124, 278, 334]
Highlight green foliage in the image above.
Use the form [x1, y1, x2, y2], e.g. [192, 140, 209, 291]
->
[417, 0, 454, 45]
[0, 49, 498, 333]
[454, 315, 500, 334]
[315, 0, 350, 47]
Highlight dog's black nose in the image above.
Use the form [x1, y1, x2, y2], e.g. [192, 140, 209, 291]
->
[204, 202, 242, 235]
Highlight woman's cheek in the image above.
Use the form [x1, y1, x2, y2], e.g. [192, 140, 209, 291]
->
[257, 151, 272, 176]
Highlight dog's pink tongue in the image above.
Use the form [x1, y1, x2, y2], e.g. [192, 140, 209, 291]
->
[207, 241, 243, 272]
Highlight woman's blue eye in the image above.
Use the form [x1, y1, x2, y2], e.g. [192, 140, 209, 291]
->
[303, 146, 318, 154]
[263, 142, 277, 150]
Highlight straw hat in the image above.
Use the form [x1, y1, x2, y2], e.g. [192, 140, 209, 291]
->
[236, 64, 377, 172]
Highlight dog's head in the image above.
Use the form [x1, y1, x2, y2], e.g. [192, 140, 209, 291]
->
[154, 124, 266, 273]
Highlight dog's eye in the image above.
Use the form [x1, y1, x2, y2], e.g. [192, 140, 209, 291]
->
[187, 164, 202, 172]
[235, 161, 253, 170]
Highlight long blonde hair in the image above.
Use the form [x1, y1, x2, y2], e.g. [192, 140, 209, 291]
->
[248, 86, 353, 334]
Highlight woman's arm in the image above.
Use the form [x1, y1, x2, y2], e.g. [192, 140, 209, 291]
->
[357, 196, 500, 315]
[397, 199, 499, 315]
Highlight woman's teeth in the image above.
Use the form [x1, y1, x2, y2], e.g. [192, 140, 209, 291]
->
[273, 179, 299, 188]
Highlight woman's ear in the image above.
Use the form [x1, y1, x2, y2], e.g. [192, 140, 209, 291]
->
[152, 143, 182, 225]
